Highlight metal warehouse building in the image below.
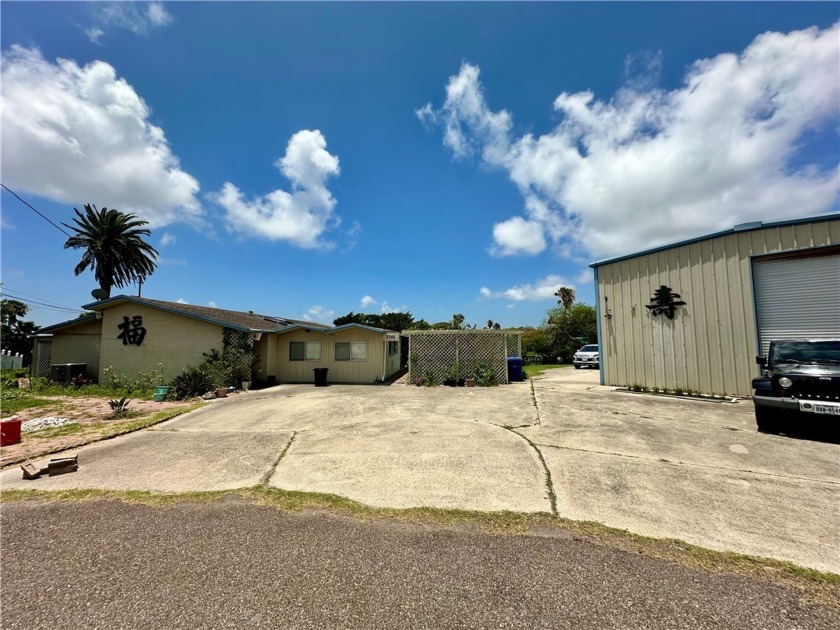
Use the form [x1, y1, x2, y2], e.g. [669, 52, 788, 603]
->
[591, 214, 840, 397]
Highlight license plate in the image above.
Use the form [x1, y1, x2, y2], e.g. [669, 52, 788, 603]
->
[799, 400, 840, 415]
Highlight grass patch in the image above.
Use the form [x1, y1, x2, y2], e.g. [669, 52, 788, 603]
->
[3, 486, 837, 606]
[523, 363, 569, 379]
[0, 390, 53, 415]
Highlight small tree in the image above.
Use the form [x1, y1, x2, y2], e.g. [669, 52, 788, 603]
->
[545, 303, 597, 362]
[1, 299, 39, 364]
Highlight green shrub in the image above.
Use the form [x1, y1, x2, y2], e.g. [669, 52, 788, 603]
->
[416, 370, 439, 387]
[170, 366, 214, 400]
[108, 396, 131, 418]
[473, 363, 497, 387]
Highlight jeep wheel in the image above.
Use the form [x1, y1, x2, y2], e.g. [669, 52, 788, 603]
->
[573, 364, 581, 369]
[755, 406, 781, 434]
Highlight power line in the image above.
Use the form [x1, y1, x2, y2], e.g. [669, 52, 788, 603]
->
[0, 183, 71, 237]
[0, 291, 84, 315]
[0, 287, 84, 311]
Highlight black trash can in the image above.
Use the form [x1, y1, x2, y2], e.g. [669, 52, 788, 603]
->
[507, 357, 524, 382]
[313, 368, 329, 387]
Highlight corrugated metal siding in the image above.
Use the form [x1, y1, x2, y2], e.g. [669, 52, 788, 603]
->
[597, 219, 839, 396]
[753, 254, 840, 355]
[52, 334, 102, 378]
[272, 328, 387, 384]
[99, 303, 223, 381]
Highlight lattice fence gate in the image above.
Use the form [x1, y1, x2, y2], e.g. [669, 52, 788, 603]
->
[407, 331, 522, 385]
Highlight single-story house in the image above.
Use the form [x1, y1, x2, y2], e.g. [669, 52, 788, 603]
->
[591, 214, 839, 397]
[33, 295, 405, 385]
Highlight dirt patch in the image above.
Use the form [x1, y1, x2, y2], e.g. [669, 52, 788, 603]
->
[1, 396, 200, 468]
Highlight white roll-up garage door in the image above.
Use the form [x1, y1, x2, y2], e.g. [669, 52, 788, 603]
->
[752, 252, 840, 356]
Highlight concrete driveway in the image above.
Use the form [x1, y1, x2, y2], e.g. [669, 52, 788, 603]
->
[3, 370, 838, 573]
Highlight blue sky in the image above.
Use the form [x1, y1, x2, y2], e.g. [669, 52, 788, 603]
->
[2, 2, 838, 329]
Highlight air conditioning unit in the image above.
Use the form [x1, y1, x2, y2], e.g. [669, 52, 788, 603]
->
[50, 363, 87, 383]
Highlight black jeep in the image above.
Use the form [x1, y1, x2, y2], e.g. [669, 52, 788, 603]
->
[752, 339, 840, 433]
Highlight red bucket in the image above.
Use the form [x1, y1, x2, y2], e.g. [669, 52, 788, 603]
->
[1, 416, 23, 447]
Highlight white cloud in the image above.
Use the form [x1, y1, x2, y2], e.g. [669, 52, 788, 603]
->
[360, 295, 376, 308]
[380, 301, 406, 314]
[490, 216, 546, 256]
[214, 130, 343, 249]
[86, 2, 173, 43]
[420, 24, 840, 259]
[0, 46, 202, 228]
[343, 219, 362, 252]
[207, 301, 218, 308]
[576, 268, 594, 284]
[85, 27, 105, 44]
[302, 305, 335, 324]
[160, 232, 177, 247]
[176, 297, 188, 304]
[480, 275, 571, 301]
[157, 256, 186, 267]
[146, 2, 173, 27]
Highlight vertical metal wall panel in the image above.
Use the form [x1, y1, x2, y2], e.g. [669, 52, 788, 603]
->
[595, 218, 839, 397]
[275, 328, 386, 384]
[52, 333, 102, 377]
[752, 254, 840, 356]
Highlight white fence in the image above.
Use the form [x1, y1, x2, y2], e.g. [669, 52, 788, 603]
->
[1, 350, 23, 371]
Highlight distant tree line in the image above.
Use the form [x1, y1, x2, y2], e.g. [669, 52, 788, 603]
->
[333, 312, 506, 332]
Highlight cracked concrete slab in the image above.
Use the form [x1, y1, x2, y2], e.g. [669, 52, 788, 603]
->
[269, 416, 550, 512]
[0, 430, 292, 493]
[531, 368, 840, 574]
[524, 388, 839, 483]
[543, 445, 840, 574]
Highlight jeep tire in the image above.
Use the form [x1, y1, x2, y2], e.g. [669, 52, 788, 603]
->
[755, 405, 782, 434]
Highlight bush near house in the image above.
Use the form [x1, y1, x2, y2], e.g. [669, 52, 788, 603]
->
[170, 366, 214, 400]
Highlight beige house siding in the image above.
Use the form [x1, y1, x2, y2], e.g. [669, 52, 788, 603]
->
[98, 302, 223, 382]
[268, 327, 390, 384]
[51, 318, 102, 378]
[596, 219, 840, 397]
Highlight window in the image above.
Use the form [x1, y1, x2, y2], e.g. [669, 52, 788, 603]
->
[335, 342, 368, 361]
[290, 341, 321, 361]
[388, 341, 398, 356]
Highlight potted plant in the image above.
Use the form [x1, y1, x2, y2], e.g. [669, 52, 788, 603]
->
[443, 362, 459, 387]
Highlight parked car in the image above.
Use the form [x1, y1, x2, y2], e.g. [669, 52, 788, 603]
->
[572, 344, 600, 369]
[752, 339, 840, 433]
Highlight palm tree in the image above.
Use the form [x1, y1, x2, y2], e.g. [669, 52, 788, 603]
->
[554, 287, 576, 311]
[63, 204, 159, 299]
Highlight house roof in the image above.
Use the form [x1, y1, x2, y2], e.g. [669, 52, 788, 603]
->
[36, 313, 100, 334]
[280, 322, 395, 335]
[589, 212, 840, 269]
[80, 295, 333, 333]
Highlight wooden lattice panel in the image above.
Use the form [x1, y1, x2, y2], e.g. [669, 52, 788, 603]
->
[407, 331, 522, 385]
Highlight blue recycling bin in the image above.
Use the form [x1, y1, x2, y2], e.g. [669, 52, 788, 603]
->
[507, 357, 524, 382]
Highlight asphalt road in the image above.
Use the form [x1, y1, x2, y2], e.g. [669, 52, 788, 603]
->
[2, 498, 837, 630]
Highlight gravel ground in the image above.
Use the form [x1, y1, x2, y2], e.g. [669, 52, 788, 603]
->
[2, 498, 837, 630]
